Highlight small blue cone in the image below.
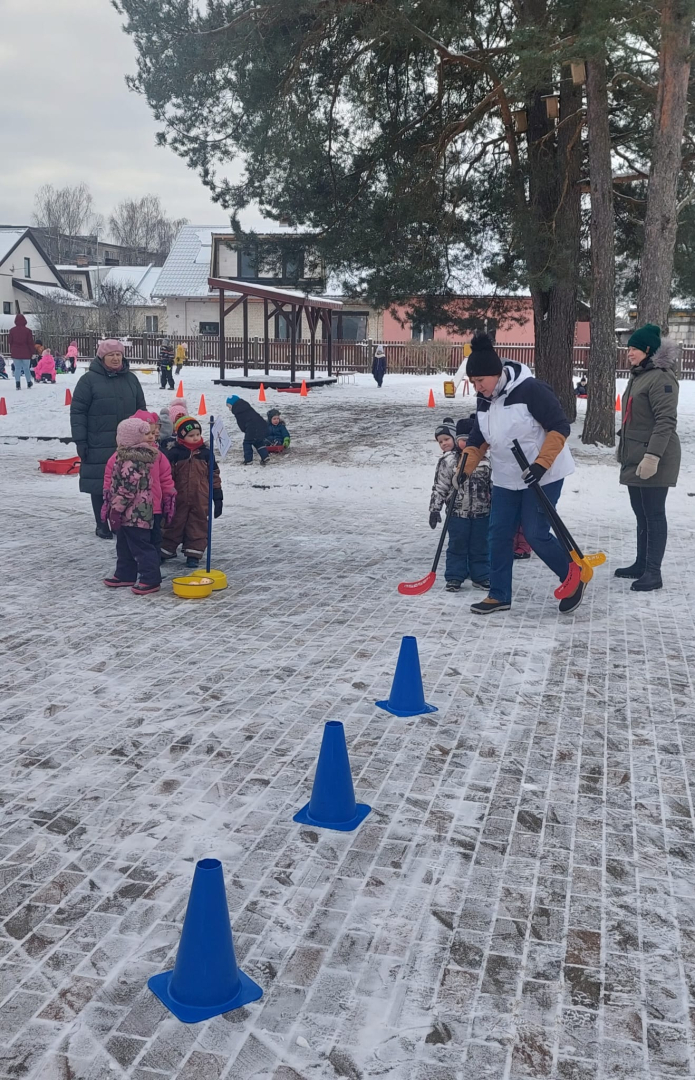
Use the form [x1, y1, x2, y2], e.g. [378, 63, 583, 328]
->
[375, 635, 438, 717]
[294, 721, 371, 831]
[148, 858, 262, 1023]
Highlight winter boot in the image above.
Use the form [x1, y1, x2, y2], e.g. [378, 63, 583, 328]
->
[95, 524, 113, 540]
[260, 457, 268, 466]
[15, 383, 20, 390]
[631, 571, 663, 592]
[185, 556, 200, 569]
[615, 526, 646, 578]
[131, 582, 161, 596]
[513, 551, 531, 561]
[471, 598, 511, 615]
[104, 577, 136, 588]
[558, 579, 586, 614]
[445, 580, 462, 592]
[242, 459, 253, 465]
[471, 579, 490, 590]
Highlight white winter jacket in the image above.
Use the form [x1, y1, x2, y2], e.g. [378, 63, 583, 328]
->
[463, 362, 575, 490]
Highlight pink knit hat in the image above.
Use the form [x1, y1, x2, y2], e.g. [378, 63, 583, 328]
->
[132, 409, 159, 424]
[97, 338, 124, 359]
[116, 417, 151, 448]
[168, 399, 188, 422]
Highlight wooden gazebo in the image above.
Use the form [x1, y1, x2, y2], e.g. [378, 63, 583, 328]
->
[208, 276, 343, 387]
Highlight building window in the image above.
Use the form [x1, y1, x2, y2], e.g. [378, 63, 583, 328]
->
[24, 257, 31, 278]
[70, 282, 84, 296]
[239, 248, 258, 279]
[3, 302, 11, 314]
[411, 321, 434, 342]
[282, 251, 304, 281]
[331, 312, 368, 341]
[145, 315, 159, 333]
[199, 321, 220, 335]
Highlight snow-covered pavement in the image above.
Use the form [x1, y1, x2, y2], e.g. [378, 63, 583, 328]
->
[1, 369, 695, 1080]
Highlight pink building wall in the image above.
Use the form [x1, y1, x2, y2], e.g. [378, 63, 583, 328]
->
[382, 298, 590, 346]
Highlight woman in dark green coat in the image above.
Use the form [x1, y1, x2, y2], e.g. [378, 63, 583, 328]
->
[70, 339, 146, 538]
[616, 323, 680, 592]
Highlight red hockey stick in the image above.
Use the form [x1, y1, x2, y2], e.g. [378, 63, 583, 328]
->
[398, 453, 468, 595]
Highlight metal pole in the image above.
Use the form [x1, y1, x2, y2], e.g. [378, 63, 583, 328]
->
[206, 415, 214, 573]
[218, 289, 225, 380]
[264, 298, 270, 375]
[243, 296, 249, 377]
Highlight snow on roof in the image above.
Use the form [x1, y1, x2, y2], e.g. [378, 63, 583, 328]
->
[101, 265, 163, 304]
[156, 226, 232, 297]
[0, 229, 28, 263]
[14, 281, 95, 307]
[56, 264, 93, 272]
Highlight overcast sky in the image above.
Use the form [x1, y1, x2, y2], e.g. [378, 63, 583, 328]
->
[1, 0, 262, 233]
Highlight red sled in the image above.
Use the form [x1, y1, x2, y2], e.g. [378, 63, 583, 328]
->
[277, 387, 303, 394]
[266, 444, 286, 453]
[39, 455, 81, 475]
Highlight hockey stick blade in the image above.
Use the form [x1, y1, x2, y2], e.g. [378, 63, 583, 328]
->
[398, 572, 437, 596]
[554, 561, 582, 599]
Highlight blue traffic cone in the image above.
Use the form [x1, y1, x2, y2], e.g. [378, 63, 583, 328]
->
[375, 635, 438, 717]
[148, 858, 262, 1023]
[294, 721, 371, 831]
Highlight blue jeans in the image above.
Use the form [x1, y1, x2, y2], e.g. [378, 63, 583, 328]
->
[13, 358, 33, 386]
[488, 482, 569, 604]
[243, 438, 269, 463]
[446, 516, 490, 583]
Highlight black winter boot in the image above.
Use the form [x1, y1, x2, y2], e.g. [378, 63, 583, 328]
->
[631, 571, 663, 592]
[615, 526, 646, 578]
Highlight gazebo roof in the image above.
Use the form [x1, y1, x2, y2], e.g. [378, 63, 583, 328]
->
[208, 277, 342, 310]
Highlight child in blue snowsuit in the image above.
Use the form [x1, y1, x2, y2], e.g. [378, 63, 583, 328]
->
[266, 409, 291, 449]
[429, 421, 491, 593]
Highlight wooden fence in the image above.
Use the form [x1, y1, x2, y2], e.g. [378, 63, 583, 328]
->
[2, 331, 695, 378]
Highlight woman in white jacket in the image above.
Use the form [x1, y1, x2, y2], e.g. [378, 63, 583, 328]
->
[458, 335, 584, 616]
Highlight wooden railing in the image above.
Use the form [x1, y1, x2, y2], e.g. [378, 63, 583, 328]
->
[2, 331, 694, 378]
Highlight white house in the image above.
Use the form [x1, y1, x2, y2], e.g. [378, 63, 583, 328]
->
[0, 227, 93, 330]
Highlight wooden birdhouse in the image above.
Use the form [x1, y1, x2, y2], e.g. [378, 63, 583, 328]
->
[513, 109, 528, 134]
[542, 94, 560, 120]
[570, 60, 587, 86]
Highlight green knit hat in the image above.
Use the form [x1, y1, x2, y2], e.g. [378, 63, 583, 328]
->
[627, 323, 661, 356]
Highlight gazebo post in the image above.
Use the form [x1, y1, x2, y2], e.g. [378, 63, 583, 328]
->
[309, 308, 316, 380]
[218, 287, 225, 380]
[242, 297, 249, 377]
[327, 309, 333, 378]
[263, 298, 270, 376]
[290, 303, 297, 384]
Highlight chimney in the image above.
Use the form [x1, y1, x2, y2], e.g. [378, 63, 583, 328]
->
[75, 254, 89, 267]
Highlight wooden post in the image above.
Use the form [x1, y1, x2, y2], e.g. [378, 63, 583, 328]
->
[264, 298, 270, 375]
[327, 310, 333, 377]
[309, 309, 316, 380]
[242, 297, 249, 377]
[290, 304, 297, 383]
[218, 287, 225, 380]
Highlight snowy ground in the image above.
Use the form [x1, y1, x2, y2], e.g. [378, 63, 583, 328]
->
[1, 369, 695, 1080]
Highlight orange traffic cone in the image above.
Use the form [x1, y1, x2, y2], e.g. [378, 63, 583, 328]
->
[615, 393, 621, 412]
[176, 381, 184, 398]
[198, 394, 207, 416]
[258, 384, 267, 403]
[427, 389, 436, 408]
[0, 398, 6, 416]
[300, 380, 308, 397]
[65, 387, 72, 406]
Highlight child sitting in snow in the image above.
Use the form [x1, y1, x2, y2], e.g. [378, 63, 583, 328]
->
[266, 409, 291, 452]
[102, 417, 175, 596]
[161, 416, 223, 568]
[226, 395, 270, 465]
[429, 420, 491, 593]
[34, 350, 57, 383]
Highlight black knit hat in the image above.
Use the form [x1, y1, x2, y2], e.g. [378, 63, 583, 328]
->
[434, 423, 456, 443]
[466, 334, 503, 377]
[267, 408, 281, 422]
[455, 414, 477, 439]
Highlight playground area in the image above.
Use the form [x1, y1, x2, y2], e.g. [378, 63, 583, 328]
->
[1, 369, 695, 1079]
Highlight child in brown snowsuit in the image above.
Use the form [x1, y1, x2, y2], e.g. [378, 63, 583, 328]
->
[161, 416, 223, 569]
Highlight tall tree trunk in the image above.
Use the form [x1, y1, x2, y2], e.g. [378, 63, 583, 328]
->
[636, 0, 692, 327]
[526, 66, 583, 421]
[583, 55, 616, 446]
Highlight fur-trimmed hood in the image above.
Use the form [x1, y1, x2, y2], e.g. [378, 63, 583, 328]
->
[115, 446, 157, 465]
[651, 338, 679, 371]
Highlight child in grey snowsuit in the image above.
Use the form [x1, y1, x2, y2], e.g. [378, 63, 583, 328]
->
[429, 422, 491, 592]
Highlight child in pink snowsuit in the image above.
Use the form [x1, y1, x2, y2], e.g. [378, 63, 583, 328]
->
[34, 351, 57, 383]
[102, 417, 176, 595]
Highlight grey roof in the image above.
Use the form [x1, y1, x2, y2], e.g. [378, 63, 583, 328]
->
[102, 265, 163, 304]
[155, 226, 234, 298]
